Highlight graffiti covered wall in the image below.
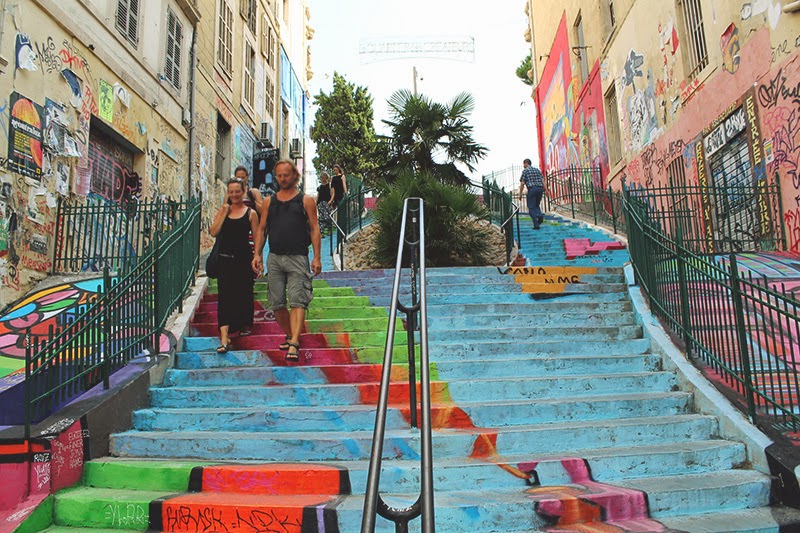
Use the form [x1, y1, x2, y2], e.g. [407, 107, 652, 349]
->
[0, 2, 193, 308]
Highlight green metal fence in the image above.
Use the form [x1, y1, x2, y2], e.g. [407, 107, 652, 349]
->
[53, 195, 192, 273]
[624, 182, 785, 254]
[624, 189, 800, 431]
[25, 195, 201, 433]
[329, 184, 367, 269]
[479, 179, 520, 265]
[544, 167, 625, 235]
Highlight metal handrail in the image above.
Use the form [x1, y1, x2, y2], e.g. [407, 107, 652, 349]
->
[472, 178, 521, 265]
[362, 198, 435, 533]
[328, 205, 347, 270]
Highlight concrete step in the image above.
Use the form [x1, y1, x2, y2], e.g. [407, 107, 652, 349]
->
[617, 470, 771, 517]
[428, 337, 652, 359]
[148, 371, 675, 409]
[132, 391, 692, 432]
[163, 353, 660, 386]
[110, 414, 719, 461]
[426, 300, 633, 315]
[191, 316, 400, 334]
[428, 312, 635, 329]
[427, 324, 643, 342]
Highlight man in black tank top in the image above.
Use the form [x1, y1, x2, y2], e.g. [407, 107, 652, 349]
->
[252, 159, 322, 362]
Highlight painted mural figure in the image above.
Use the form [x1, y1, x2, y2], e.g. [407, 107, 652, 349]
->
[518, 158, 545, 230]
[209, 179, 260, 354]
[252, 160, 322, 362]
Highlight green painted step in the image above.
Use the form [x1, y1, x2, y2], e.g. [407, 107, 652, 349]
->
[53, 486, 166, 530]
[306, 306, 388, 319]
[207, 286, 355, 297]
[82, 459, 205, 491]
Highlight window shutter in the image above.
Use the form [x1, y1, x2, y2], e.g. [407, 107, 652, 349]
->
[116, 0, 138, 46]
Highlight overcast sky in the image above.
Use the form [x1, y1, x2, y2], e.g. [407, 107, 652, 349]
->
[305, 0, 539, 183]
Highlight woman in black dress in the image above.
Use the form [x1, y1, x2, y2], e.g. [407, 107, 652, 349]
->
[330, 165, 347, 207]
[316, 171, 332, 234]
[209, 179, 260, 353]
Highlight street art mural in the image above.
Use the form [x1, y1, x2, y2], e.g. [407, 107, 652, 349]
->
[756, 54, 800, 248]
[0, 278, 105, 377]
[537, 15, 576, 175]
[722, 24, 742, 74]
[536, 14, 610, 187]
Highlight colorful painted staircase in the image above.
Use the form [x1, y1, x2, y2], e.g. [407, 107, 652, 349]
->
[40, 221, 800, 531]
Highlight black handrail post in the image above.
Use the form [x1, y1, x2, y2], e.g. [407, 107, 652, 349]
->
[569, 167, 576, 219]
[102, 266, 111, 389]
[406, 202, 419, 429]
[729, 254, 757, 422]
[609, 185, 617, 234]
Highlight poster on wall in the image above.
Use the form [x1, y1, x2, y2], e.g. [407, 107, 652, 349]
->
[7, 92, 44, 182]
[98, 80, 114, 123]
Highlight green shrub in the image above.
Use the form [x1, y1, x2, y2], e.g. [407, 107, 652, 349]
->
[370, 171, 493, 267]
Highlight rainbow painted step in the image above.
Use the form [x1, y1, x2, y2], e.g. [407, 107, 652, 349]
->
[42, 255, 800, 531]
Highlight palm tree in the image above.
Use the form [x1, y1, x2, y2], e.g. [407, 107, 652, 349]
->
[377, 90, 488, 185]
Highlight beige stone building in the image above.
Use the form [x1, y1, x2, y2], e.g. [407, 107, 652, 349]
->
[0, 0, 200, 305]
[526, 0, 800, 253]
[0, 0, 313, 305]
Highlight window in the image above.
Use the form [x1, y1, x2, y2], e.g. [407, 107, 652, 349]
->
[241, 0, 256, 34]
[216, 113, 231, 180]
[115, 0, 139, 47]
[261, 15, 269, 57]
[164, 9, 183, 91]
[679, 0, 709, 78]
[217, 0, 233, 75]
[574, 13, 589, 84]
[605, 86, 622, 164]
[243, 42, 256, 110]
[608, 0, 616, 27]
[265, 74, 275, 119]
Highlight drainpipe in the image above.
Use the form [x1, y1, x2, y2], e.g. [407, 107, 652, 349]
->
[528, 1, 539, 88]
[186, 24, 198, 198]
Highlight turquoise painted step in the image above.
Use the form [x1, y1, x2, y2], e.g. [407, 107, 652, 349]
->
[427, 324, 643, 342]
[428, 312, 635, 329]
[132, 392, 691, 432]
[149, 371, 674, 410]
[427, 338, 652, 360]
[110, 415, 719, 461]
[368, 291, 629, 307]
[426, 301, 634, 315]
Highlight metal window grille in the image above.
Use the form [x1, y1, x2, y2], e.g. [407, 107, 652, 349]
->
[605, 87, 622, 163]
[164, 9, 183, 90]
[217, 0, 233, 74]
[679, 0, 709, 78]
[115, 0, 139, 47]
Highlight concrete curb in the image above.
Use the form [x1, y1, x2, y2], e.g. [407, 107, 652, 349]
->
[624, 263, 772, 473]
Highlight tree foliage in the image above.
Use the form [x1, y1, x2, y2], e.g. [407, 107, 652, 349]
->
[369, 170, 493, 267]
[376, 90, 487, 185]
[516, 53, 533, 86]
[310, 72, 378, 181]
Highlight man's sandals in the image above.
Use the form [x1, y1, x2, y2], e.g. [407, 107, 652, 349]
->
[285, 342, 300, 362]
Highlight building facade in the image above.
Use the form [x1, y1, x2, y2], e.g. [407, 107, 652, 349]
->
[526, 0, 800, 253]
[0, 0, 200, 305]
[0, 0, 312, 305]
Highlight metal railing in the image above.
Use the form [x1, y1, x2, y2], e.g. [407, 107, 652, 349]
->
[53, 195, 191, 273]
[624, 182, 785, 254]
[362, 198, 435, 533]
[544, 166, 625, 235]
[624, 190, 800, 432]
[25, 195, 201, 433]
[476, 179, 520, 265]
[330, 185, 367, 270]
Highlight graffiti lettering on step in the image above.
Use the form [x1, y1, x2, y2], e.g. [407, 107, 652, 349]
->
[103, 503, 148, 529]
